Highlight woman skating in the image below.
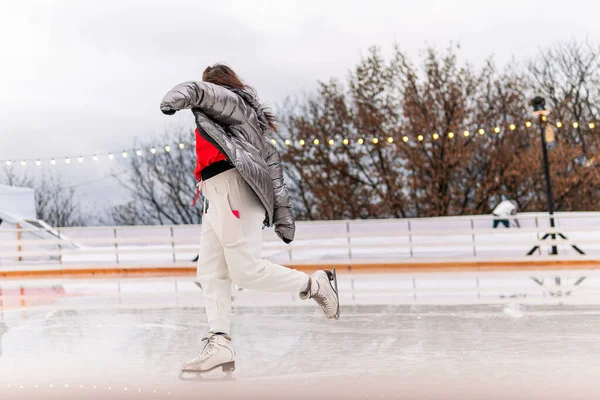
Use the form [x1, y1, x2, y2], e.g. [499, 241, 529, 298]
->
[160, 64, 339, 376]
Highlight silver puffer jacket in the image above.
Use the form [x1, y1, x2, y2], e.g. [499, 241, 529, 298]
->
[160, 81, 295, 243]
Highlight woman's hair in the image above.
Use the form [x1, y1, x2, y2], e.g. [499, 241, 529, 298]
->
[202, 63, 278, 132]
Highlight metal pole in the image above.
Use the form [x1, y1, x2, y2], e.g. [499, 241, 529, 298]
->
[408, 220, 413, 259]
[346, 221, 352, 260]
[113, 228, 119, 264]
[539, 116, 557, 255]
[170, 227, 176, 264]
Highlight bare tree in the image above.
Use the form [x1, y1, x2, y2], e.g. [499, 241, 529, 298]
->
[279, 42, 600, 220]
[110, 128, 202, 225]
[1, 168, 85, 227]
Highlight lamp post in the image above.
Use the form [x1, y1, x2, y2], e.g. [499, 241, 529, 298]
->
[531, 96, 557, 255]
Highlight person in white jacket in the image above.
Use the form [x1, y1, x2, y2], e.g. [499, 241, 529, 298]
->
[492, 200, 519, 228]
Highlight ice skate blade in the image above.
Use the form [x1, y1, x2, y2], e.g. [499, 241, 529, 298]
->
[326, 268, 340, 320]
[179, 361, 236, 382]
[178, 371, 236, 382]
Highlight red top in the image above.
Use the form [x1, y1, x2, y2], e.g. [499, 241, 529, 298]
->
[194, 128, 227, 181]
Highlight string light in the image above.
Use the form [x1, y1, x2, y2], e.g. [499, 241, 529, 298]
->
[541, 115, 547, 122]
[5, 119, 594, 165]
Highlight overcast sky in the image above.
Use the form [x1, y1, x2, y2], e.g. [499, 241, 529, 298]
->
[1, 0, 599, 218]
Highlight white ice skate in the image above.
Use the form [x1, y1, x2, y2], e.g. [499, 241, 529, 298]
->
[179, 333, 236, 381]
[300, 268, 340, 320]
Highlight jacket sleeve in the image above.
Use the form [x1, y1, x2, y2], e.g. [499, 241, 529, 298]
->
[264, 140, 295, 243]
[160, 81, 250, 126]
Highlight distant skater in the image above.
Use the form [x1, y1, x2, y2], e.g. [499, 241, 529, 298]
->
[160, 64, 339, 378]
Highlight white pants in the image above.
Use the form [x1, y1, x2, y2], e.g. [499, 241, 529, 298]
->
[197, 169, 308, 335]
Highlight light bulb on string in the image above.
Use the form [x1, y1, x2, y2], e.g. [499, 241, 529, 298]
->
[284, 139, 291, 146]
[525, 121, 532, 128]
[165, 145, 171, 152]
[20, 160, 26, 167]
[358, 138, 364, 144]
[448, 132, 455, 139]
[93, 155, 98, 161]
[372, 138, 378, 144]
[313, 139, 319, 145]
[494, 127, 500, 134]
[387, 137, 393, 143]
[50, 159, 56, 166]
[78, 156, 84, 163]
[108, 153, 114, 160]
[36, 159, 41, 167]
[590, 122, 596, 129]
[433, 133, 440, 140]
[136, 150, 143, 156]
[402, 136, 409, 143]
[417, 135, 424, 141]
[150, 147, 157, 155]
[122, 151, 128, 158]
[5, 160, 11, 166]
[463, 130, 470, 137]
[509, 124, 516, 131]
[541, 115, 547, 122]
[179, 143, 185, 149]
[329, 139, 335, 145]
[573, 122, 579, 128]
[65, 157, 71, 164]
[343, 138, 349, 145]
[478, 129, 485, 135]
[299, 140, 305, 146]
[271, 139, 276, 145]
[556, 122, 563, 128]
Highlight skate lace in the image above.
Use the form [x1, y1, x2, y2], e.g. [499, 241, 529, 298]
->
[191, 336, 216, 363]
[313, 283, 334, 313]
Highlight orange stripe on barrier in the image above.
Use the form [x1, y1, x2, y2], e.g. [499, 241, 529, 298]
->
[2, 259, 600, 280]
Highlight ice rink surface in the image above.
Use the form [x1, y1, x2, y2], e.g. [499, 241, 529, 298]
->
[1, 269, 600, 399]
